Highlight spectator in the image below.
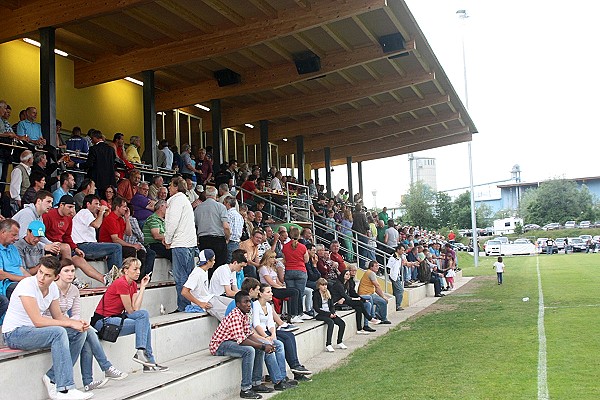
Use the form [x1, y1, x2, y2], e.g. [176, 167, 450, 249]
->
[2, 256, 93, 400]
[195, 185, 230, 276]
[13, 190, 53, 240]
[100, 185, 116, 211]
[53, 172, 76, 206]
[282, 227, 309, 324]
[182, 249, 233, 320]
[384, 219, 399, 253]
[21, 170, 46, 206]
[159, 140, 173, 170]
[125, 136, 141, 163]
[130, 181, 156, 227]
[86, 130, 116, 193]
[52, 259, 129, 392]
[330, 269, 380, 335]
[0, 100, 17, 192]
[195, 148, 213, 186]
[239, 174, 260, 208]
[387, 244, 406, 311]
[270, 171, 283, 191]
[72, 194, 123, 271]
[15, 220, 61, 275]
[117, 169, 141, 203]
[165, 176, 197, 312]
[180, 144, 198, 179]
[91, 257, 168, 372]
[377, 207, 389, 224]
[313, 278, 347, 353]
[340, 208, 354, 262]
[298, 227, 313, 246]
[226, 196, 244, 262]
[124, 205, 156, 278]
[352, 203, 375, 269]
[142, 199, 171, 261]
[109, 132, 133, 177]
[357, 260, 392, 324]
[32, 151, 63, 191]
[329, 240, 347, 274]
[65, 126, 89, 170]
[148, 176, 163, 200]
[73, 179, 96, 212]
[9, 149, 33, 210]
[316, 244, 340, 280]
[240, 228, 264, 279]
[0, 219, 27, 302]
[209, 248, 247, 298]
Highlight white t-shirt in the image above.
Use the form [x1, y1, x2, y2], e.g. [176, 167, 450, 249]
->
[183, 267, 214, 303]
[72, 209, 97, 243]
[493, 261, 505, 273]
[208, 264, 238, 296]
[3, 276, 59, 333]
[251, 300, 275, 331]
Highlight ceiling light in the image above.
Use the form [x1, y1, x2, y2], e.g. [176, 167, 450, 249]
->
[195, 104, 211, 112]
[244, 123, 254, 129]
[282, 138, 288, 142]
[23, 38, 69, 57]
[124, 76, 144, 86]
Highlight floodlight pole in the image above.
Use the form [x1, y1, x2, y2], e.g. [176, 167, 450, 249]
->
[457, 9, 479, 267]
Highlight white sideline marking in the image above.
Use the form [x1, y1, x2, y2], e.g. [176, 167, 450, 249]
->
[545, 304, 600, 309]
[537, 256, 550, 400]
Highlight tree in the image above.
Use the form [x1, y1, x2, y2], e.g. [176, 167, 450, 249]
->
[451, 191, 490, 229]
[401, 182, 435, 228]
[433, 191, 453, 229]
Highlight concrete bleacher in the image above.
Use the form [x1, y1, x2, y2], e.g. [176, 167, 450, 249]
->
[76, 258, 173, 289]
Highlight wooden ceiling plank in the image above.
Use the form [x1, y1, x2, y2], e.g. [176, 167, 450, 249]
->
[351, 15, 379, 45]
[0, 0, 152, 43]
[88, 17, 152, 48]
[321, 25, 353, 52]
[238, 48, 271, 69]
[75, 0, 388, 87]
[362, 64, 380, 80]
[292, 32, 324, 58]
[247, 0, 277, 17]
[221, 71, 434, 127]
[62, 24, 123, 55]
[156, 39, 415, 110]
[202, 0, 245, 26]
[123, 8, 181, 40]
[156, 0, 214, 33]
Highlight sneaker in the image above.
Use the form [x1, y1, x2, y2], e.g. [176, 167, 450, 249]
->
[291, 365, 312, 375]
[278, 323, 299, 332]
[84, 378, 108, 391]
[251, 384, 273, 393]
[325, 345, 335, 352]
[369, 318, 381, 325]
[240, 389, 262, 399]
[381, 320, 392, 324]
[105, 366, 128, 380]
[294, 374, 313, 382]
[56, 388, 94, 399]
[110, 265, 120, 282]
[103, 272, 113, 287]
[42, 374, 57, 399]
[300, 313, 313, 320]
[356, 330, 370, 335]
[274, 381, 294, 391]
[133, 350, 155, 367]
[336, 342, 348, 349]
[283, 377, 298, 386]
[143, 364, 169, 372]
[363, 326, 376, 332]
[290, 316, 304, 324]
[396, 306, 404, 311]
[73, 278, 88, 290]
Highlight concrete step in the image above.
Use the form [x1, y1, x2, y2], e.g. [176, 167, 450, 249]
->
[76, 258, 174, 289]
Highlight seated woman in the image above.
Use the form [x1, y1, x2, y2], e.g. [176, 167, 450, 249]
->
[329, 270, 380, 335]
[91, 257, 168, 372]
[100, 186, 116, 211]
[258, 250, 307, 324]
[50, 259, 128, 392]
[313, 278, 346, 353]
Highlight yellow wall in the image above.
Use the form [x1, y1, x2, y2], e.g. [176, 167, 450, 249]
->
[0, 40, 143, 140]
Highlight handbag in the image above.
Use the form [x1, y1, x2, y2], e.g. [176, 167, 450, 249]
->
[95, 295, 126, 342]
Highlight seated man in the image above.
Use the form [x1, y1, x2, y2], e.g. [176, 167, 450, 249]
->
[357, 260, 392, 324]
[52, 172, 75, 206]
[14, 220, 61, 275]
[209, 249, 247, 298]
[13, 189, 53, 240]
[116, 169, 140, 203]
[2, 255, 92, 400]
[0, 219, 28, 302]
[142, 199, 172, 261]
[239, 228, 263, 279]
[130, 181, 156, 227]
[43, 195, 115, 286]
[209, 290, 277, 399]
[22, 170, 46, 206]
[99, 196, 152, 276]
[148, 175, 163, 201]
[329, 240, 347, 274]
[181, 249, 232, 320]
[72, 194, 122, 271]
[73, 179, 96, 212]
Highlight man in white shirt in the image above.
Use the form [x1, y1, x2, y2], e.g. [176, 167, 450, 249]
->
[208, 249, 247, 298]
[387, 244, 405, 311]
[72, 194, 123, 270]
[165, 176, 197, 312]
[9, 149, 34, 209]
[225, 196, 244, 262]
[181, 249, 233, 320]
[3, 256, 93, 400]
[270, 171, 283, 191]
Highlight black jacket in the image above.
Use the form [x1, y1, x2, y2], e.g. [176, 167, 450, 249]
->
[313, 290, 335, 318]
[86, 141, 116, 192]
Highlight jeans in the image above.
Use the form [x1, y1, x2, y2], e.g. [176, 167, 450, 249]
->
[172, 247, 196, 311]
[0, 294, 8, 317]
[78, 242, 123, 270]
[4, 326, 86, 391]
[93, 310, 155, 363]
[497, 272, 503, 284]
[391, 278, 404, 308]
[403, 266, 411, 284]
[148, 242, 172, 261]
[226, 241, 240, 263]
[216, 341, 264, 390]
[276, 330, 301, 369]
[259, 338, 286, 383]
[80, 327, 112, 385]
[315, 314, 345, 346]
[303, 287, 313, 313]
[370, 293, 388, 321]
[284, 270, 307, 316]
[359, 295, 375, 328]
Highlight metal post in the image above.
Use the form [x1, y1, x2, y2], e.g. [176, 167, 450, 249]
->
[39, 27, 56, 147]
[211, 99, 223, 170]
[346, 156, 353, 202]
[296, 135, 305, 184]
[358, 161, 364, 201]
[314, 168, 319, 185]
[260, 120, 269, 174]
[324, 147, 332, 198]
[142, 70, 157, 169]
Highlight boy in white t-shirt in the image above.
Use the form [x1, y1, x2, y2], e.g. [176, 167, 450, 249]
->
[493, 256, 505, 285]
[2, 255, 93, 400]
[181, 249, 233, 320]
[208, 248, 248, 297]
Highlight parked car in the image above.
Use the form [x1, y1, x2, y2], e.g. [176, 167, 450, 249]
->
[523, 224, 541, 232]
[513, 238, 531, 244]
[494, 236, 509, 245]
[554, 238, 566, 251]
[580, 234, 592, 242]
[452, 243, 470, 252]
[542, 223, 561, 231]
[484, 239, 502, 256]
[594, 222, 600, 228]
[579, 221, 591, 229]
[568, 237, 587, 252]
[564, 221, 577, 229]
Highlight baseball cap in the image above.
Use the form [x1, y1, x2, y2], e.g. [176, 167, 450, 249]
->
[59, 195, 75, 205]
[28, 220, 46, 237]
[197, 249, 216, 267]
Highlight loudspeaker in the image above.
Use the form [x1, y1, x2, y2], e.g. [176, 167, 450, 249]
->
[214, 69, 241, 87]
[294, 52, 321, 75]
[378, 33, 405, 53]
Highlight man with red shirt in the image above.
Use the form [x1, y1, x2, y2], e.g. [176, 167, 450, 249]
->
[43, 195, 113, 286]
[238, 174, 260, 207]
[329, 240, 347, 274]
[99, 196, 152, 277]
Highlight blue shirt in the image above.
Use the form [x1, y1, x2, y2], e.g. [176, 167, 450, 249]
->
[66, 136, 89, 164]
[53, 187, 69, 206]
[17, 120, 42, 141]
[0, 244, 23, 296]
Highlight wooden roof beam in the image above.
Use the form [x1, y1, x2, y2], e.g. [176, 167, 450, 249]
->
[155, 39, 414, 110]
[0, 0, 152, 43]
[75, 0, 388, 88]
[221, 70, 434, 128]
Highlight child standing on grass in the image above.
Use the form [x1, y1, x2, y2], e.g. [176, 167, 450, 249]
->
[445, 264, 456, 290]
[493, 256, 505, 285]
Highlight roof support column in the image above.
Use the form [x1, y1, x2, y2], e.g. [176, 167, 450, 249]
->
[260, 120, 269, 175]
[324, 147, 332, 198]
[296, 136, 305, 184]
[346, 156, 353, 203]
[39, 27, 56, 147]
[211, 99, 223, 171]
[358, 161, 364, 201]
[142, 70, 157, 169]
[314, 168, 319, 185]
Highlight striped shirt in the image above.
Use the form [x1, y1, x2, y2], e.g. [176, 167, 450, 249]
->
[43, 283, 81, 320]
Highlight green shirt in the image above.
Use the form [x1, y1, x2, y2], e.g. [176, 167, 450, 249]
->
[142, 213, 165, 245]
[378, 211, 389, 224]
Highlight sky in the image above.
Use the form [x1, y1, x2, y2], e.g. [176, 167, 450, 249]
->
[318, 0, 600, 210]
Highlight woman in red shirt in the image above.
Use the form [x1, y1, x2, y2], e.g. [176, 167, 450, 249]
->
[282, 227, 310, 324]
[91, 257, 168, 372]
